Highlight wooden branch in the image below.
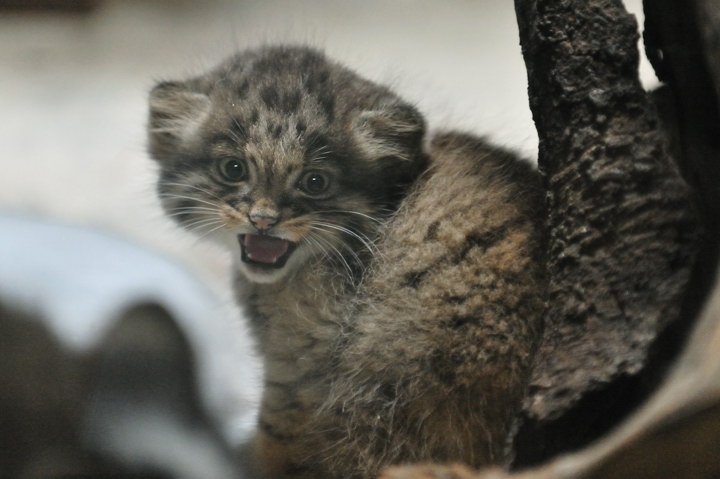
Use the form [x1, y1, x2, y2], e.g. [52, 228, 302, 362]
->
[511, 0, 698, 463]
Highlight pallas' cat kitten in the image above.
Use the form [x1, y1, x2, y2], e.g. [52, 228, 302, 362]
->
[148, 46, 545, 479]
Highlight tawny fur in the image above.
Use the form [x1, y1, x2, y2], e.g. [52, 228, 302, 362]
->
[307, 134, 545, 478]
[147, 45, 545, 479]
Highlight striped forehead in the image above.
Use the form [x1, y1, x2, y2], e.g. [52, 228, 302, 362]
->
[244, 138, 304, 180]
[206, 117, 300, 159]
[216, 105, 333, 155]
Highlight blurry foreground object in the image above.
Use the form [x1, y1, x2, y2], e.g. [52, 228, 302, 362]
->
[0, 215, 241, 478]
[380, 267, 720, 479]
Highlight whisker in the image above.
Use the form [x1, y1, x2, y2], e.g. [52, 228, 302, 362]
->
[312, 229, 369, 268]
[308, 226, 370, 283]
[158, 193, 225, 210]
[311, 145, 332, 158]
[183, 215, 223, 227]
[314, 209, 386, 225]
[159, 182, 227, 203]
[229, 118, 247, 145]
[184, 218, 225, 234]
[311, 221, 377, 255]
[166, 204, 220, 213]
[307, 230, 355, 281]
[304, 233, 332, 263]
[165, 208, 220, 220]
[193, 223, 227, 243]
[309, 221, 381, 272]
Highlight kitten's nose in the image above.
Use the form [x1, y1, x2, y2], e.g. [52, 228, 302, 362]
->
[248, 200, 279, 231]
[248, 212, 278, 231]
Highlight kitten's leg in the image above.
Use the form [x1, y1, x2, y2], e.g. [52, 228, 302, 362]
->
[249, 366, 332, 478]
[244, 283, 343, 479]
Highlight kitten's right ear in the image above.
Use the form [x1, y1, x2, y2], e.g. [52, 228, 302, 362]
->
[148, 81, 211, 161]
[353, 101, 427, 201]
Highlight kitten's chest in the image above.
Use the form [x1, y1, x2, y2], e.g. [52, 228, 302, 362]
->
[243, 269, 349, 380]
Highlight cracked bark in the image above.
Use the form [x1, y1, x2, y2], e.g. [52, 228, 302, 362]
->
[511, 0, 700, 465]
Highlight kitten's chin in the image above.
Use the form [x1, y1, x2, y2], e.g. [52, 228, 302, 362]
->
[235, 244, 307, 284]
[238, 262, 293, 284]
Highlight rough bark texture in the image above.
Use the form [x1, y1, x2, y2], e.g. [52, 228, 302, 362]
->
[512, 0, 698, 465]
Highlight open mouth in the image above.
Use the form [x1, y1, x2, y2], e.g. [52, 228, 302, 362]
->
[239, 234, 297, 269]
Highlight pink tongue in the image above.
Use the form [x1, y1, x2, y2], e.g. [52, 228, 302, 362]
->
[243, 234, 290, 264]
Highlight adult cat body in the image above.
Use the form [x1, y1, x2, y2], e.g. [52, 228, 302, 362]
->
[148, 45, 545, 479]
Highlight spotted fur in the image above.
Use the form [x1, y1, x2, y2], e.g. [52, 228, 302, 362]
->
[148, 46, 545, 479]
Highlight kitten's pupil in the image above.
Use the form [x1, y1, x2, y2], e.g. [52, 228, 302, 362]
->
[301, 172, 329, 195]
[219, 157, 246, 182]
[306, 174, 326, 193]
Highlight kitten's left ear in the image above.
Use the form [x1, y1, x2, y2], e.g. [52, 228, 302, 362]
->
[353, 101, 427, 189]
[148, 81, 211, 161]
[354, 102, 425, 161]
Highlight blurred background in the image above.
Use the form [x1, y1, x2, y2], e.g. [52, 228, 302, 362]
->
[0, 0, 655, 445]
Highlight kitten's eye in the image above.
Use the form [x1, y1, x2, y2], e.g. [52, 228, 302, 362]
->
[299, 171, 331, 196]
[218, 157, 247, 182]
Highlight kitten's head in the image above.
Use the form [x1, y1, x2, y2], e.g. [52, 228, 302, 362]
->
[148, 46, 426, 284]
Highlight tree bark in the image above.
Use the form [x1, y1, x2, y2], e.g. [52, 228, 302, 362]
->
[511, 0, 698, 465]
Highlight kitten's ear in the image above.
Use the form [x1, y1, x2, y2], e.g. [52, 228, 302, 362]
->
[354, 102, 426, 162]
[354, 102, 427, 195]
[148, 81, 211, 161]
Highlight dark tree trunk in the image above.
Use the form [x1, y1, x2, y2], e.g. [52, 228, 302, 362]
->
[511, 0, 699, 466]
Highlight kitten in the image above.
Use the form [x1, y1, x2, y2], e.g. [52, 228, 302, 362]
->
[148, 45, 545, 479]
